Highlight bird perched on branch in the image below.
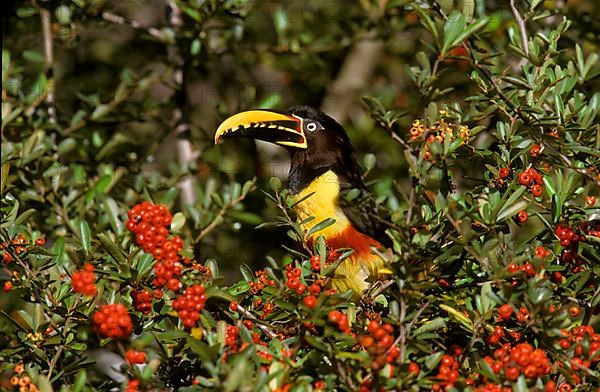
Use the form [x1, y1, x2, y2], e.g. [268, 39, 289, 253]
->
[214, 106, 390, 296]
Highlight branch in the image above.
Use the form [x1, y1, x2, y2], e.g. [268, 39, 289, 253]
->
[39, 7, 56, 123]
[510, 0, 529, 57]
[195, 184, 256, 242]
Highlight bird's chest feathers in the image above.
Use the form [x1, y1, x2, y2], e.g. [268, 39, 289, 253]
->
[292, 170, 350, 239]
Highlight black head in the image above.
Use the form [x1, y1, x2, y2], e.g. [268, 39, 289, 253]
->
[214, 106, 363, 193]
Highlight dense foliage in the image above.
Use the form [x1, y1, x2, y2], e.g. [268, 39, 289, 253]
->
[1, 0, 599, 391]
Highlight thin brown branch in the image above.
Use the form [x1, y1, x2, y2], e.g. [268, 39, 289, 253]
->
[39, 7, 56, 123]
[509, 0, 529, 56]
[195, 185, 255, 242]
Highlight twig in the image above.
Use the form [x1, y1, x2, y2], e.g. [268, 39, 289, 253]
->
[237, 305, 278, 339]
[195, 187, 255, 242]
[369, 279, 394, 299]
[406, 185, 415, 225]
[39, 7, 56, 124]
[509, 0, 529, 56]
[48, 298, 80, 378]
[274, 191, 312, 254]
[460, 316, 483, 366]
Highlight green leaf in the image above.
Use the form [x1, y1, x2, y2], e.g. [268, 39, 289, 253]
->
[269, 177, 282, 192]
[496, 200, 528, 223]
[442, 12, 466, 54]
[94, 174, 112, 195]
[73, 369, 87, 392]
[411, 318, 446, 337]
[543, 176, 557, 197]
[79, 221, 91, 254]
[306, 218, 336, 237]
[171, 212, 186, 232]
[424, 352, 443, 370]
[514, 375, 528, 392]
[551, 193, 563, 224]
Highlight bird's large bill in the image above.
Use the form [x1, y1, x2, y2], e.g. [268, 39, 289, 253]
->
[214, 110, 308, 149]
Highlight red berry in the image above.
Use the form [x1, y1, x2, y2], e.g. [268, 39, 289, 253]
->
[586, 196, 596, 206]
[309, 284, 321, 295]
[408, 362, 420, 375]
[518, 171, 531, 185]
[229, 301, 239, 312]
[568, 306, 580, 318]
[303, 295, 317, 309]
[287, 278, 300, 290]
[498, 167, 510, 179]
[531, 184, 542, 197]
[516, 210, 528, 223]
[125, 349, 146, 364]
[505, 366, 520, 381]
[498, 304, 513, 320]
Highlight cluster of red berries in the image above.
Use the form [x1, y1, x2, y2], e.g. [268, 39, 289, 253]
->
[225, 325, 239, 350]
[1, 234, 29, 260]
[431, 354, 460, 391]
[554, 223, 581, 247]
[505, 247, 550, 280]
[257, 300, 275, 319]
[534, 245, 551, 259]
[559, 248, 586, 274]
[507, 261, 538, 277]
[556, 325, 599, 386]
[483, 343, 551, 382]
[131, 289, 155, 314]
[310, 255, 321, 271]
[359, 320, 399, 370]
[92, 304, 133, 339]
[125, 379, 142, 392]
[172, 284, 206, 329]
[486, 326, 506, 346]
[327, 310, 351, 334]
[125, 349, 147, 364]
[530, 143, 542, 158]
[248, 269, 275, 294]
[284, 262, 328, 309]
[517, 167, 544, 197]
[500, 306, 531, 323]
[9, 364, 40, 392]
[285, 265, 307, 295]
[472, 382, 513, 392]
[126, 202, 186, 291]
[71, 263, 97, 296]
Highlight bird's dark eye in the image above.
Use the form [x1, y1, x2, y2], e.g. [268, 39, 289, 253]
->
[305, 121, 319, 132]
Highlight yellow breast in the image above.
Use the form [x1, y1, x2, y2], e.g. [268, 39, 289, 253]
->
[292, 170, 350, 240]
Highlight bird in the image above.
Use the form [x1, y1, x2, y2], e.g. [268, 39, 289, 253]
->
[214, 106, 391, 296]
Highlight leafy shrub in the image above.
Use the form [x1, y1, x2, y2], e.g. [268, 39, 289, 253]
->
[1, 1, 599, 391]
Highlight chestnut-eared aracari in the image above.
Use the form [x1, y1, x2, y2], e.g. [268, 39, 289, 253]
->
[214, 106, 390, 295]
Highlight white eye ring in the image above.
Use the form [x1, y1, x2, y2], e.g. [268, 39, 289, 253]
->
[306, 122, 318, 132]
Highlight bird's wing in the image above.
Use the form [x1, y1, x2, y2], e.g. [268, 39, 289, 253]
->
[338, 183, 392, 248]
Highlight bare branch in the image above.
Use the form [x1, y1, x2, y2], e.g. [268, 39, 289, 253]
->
[40, 7, 56, 123]
[510, 0, 529, 56]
